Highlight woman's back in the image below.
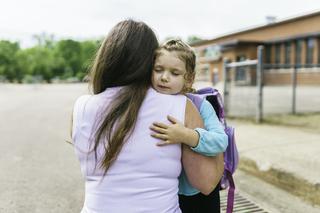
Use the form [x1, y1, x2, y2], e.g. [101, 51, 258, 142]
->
[72, 87, 186, 213]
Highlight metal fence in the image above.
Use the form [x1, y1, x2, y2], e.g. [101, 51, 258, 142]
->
[223, 46, 320, 122]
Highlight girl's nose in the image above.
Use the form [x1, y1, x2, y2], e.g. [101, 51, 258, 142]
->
[161, 73, 169, 82]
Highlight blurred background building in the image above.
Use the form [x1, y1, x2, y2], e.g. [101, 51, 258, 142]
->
[192, 10, 320, 86]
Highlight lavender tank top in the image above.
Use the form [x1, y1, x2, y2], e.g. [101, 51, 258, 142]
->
[72, 87, 186, 213]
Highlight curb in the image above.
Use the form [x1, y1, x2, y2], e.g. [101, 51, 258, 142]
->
[238, 157, 320, 206]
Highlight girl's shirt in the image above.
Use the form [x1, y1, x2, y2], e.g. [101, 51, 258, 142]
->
[179, 99, 228, 195]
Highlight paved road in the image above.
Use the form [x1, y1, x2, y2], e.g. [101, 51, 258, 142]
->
[0, 84, 88, 213]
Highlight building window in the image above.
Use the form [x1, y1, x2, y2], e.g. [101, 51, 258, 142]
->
[318, 37, 320, 65]
[275, 44, 281, 66]
[235, 55, 246, 81]
[204, 45, 222, 60]
[265, 45, 271, 65]
[295, 40, 303, 68]
[306, 38, 315, 67]
[285, 42, 291, 67]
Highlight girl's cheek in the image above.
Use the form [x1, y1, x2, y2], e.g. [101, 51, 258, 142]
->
[153, 74, 159, 82]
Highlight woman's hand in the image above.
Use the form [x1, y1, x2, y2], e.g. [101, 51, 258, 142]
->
[150, 115, 199, 147]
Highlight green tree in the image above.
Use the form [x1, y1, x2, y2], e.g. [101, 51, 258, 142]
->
[0, 36, 101, 83]
[78, 40, 100, 80]
[0, 40, 21, 82]
[18, 46, 56, 82]
[55, 39, 82, 78]
[187, 35, 204, 44]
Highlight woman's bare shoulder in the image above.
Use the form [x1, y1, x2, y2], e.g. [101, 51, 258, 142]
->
[185, 99, 204, 129]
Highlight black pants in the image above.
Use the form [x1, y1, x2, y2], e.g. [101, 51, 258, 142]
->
[179, 184, 220, 213]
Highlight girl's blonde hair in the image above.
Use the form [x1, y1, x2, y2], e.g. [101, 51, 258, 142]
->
[156, 39, 196, 93]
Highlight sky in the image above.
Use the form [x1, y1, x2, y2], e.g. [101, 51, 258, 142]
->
[1, 0, 320, 48]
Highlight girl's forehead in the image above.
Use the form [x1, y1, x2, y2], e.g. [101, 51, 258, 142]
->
[156, 50, 184, 63]
[157, 49, 179, 57]
[155, 58, 186, 74]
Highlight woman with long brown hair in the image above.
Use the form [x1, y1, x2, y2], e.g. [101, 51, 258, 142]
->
[71, 19, 224, 213]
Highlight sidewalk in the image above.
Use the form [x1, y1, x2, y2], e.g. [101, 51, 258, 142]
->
[230, 120, 320, 206]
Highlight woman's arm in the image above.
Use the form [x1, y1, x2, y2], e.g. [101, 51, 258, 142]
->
[183, 99, 224, 195]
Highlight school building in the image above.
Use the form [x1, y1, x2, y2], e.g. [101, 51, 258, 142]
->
[191, 10, 320, 85]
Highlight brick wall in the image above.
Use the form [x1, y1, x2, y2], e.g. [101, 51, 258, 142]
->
[264, 68, 320, 85]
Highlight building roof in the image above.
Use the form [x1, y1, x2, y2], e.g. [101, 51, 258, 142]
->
[191, 10, 320, 47]
[265, 31, 320, 44]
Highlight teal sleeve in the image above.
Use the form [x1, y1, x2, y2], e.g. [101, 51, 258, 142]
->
[190, 100, 228, 156]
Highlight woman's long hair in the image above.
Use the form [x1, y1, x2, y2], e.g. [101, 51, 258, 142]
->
[88, 19, 158, 175]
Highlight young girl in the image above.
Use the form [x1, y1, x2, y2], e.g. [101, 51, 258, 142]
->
[150, 39, 228, 213]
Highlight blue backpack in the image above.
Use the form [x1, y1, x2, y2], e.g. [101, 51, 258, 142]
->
[186, 87, 239, 213]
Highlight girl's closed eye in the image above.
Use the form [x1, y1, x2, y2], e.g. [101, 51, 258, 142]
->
[172, 72, 181, 76]
[154, 67, 163, 72]
[171, 70, 182, 76]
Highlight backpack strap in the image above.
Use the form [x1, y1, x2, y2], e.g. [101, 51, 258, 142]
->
[195, 87, 227, 127]
[185, 93, 204, 111]
[226, 170, 235, 213]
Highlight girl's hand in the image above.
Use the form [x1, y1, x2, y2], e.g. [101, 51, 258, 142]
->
[150, 115, 199, 147]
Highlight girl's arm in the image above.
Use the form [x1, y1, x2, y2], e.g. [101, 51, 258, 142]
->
[150, 100, 227, 156]
[191, 100, 228, 156]
[150, 115, 200, 147]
